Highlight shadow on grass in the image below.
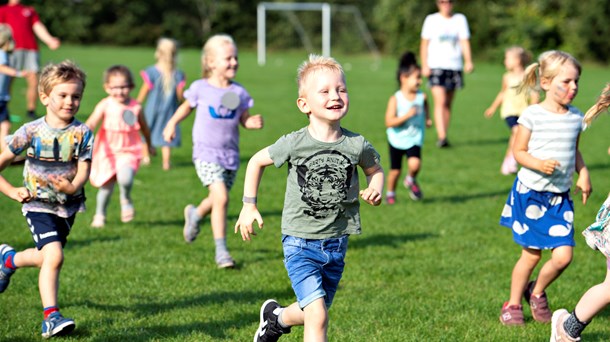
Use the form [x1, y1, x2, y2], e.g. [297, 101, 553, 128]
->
[72, 288, 296, 340]
[424, 188, 510, 204]
[459, 137, 508, 146]
[586, 162, 610, 172]
[349, 232, 437, 249]
[66, 235, 122, 249]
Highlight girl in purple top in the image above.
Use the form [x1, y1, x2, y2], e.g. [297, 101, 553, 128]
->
[163, 34, 263, 268]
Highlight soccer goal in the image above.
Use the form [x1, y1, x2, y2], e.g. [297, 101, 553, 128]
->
[257, 2, 381, 66]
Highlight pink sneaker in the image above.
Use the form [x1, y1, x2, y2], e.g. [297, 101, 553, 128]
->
[499, 302, 525, 326]
[386, 195, 396, 205]
[524, 281, 552, 323]
[551, 309, 581, 341]
[501, 157, 511, 175]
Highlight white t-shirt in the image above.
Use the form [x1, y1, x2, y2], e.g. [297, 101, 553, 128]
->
[421, 12, 470, 70]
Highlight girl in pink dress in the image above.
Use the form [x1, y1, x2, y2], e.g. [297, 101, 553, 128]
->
[86, 65, 154, 227]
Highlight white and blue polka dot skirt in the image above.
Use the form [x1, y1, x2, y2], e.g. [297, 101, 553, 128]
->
[500, 178, 575, 249]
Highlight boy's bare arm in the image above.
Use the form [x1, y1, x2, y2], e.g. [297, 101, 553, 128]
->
[48, 160, 91, 195]
[235, 147, 274, 241]
[360, 164, 384, 206]
[0, 149, 31, 202]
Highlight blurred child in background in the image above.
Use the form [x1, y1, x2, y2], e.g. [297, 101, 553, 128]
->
[137, 37, 185, 170]
[163, 34, 263, 268]
[485, 46, 539, 175]
[384, 51, 430, 204]
[551, 84, 609, 341]
[498, 51, 591, 326]
[0, 60, 92, 338]
[87, 65, 154, 228]
[0, 24, 29, 152]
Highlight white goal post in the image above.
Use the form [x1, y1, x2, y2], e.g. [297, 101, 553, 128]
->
[257, 2, 380, 66]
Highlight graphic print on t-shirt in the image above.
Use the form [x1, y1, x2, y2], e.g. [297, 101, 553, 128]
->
[296, 150, 354, 219]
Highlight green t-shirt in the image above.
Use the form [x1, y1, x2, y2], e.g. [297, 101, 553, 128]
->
[268, 127, 381, 239]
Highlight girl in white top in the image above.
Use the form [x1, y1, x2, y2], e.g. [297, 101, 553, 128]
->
[420, 0, 473, 148]
[498, 50, 591, 326]
[551, 84, 610, 341]
[485, 46, 539, 175]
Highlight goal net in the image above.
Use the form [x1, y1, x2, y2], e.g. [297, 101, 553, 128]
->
[257, 2, 381, 66]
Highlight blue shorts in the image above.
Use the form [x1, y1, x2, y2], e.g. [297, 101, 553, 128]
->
[25, 212, 75, 250]
[0, 100, 8, 123]
[282, 234, 348, 309]
[505, 116, 519, 129]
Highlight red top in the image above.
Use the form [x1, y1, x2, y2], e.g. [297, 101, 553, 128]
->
[0, 3, 40, 51]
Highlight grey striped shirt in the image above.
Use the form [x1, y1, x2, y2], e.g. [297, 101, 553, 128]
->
[517, 104, 583, 193]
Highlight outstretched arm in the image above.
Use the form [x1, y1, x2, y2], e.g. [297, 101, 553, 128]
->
[234, 147, 274, 241]
[163, 101, 193, 142]
[32, 21, 60, 50]
[485, 74, 507, 118]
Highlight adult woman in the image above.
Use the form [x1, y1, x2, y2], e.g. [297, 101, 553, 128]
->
[420, 0, 473, 147]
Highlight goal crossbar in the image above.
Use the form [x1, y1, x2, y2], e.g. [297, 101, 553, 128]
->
[257, 2, 380, 66]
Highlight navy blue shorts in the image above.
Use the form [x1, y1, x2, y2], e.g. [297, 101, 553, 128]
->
[388, 144, 421, 170]
[0, 100, 8, 123]
[428, 69, 464, 90]
[25, 212, 75, 250]
[505, 116, 519, 129]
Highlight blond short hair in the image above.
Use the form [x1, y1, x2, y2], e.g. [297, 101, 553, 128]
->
[297, 54, 345, 97]
[38, 60, 87, 95]
[0, 24, 14, 51]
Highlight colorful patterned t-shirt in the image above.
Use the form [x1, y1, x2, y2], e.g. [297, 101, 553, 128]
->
[8, 117, 94, 217]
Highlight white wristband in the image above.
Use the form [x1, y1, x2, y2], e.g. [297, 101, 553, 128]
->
[242, 196, 257, 204]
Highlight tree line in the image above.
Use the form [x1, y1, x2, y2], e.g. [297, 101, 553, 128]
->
[29, 0, 610, 63]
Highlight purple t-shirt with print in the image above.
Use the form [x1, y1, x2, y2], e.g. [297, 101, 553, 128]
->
[185, 79, 253, 170]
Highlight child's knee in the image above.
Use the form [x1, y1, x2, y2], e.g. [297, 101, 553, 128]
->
[41, 243, 64, 268]
[304, 302, 328, 330]
[551, 253, 572, 270]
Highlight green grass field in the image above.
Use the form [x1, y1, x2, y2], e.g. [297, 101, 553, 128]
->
[1, 45, 610, 341]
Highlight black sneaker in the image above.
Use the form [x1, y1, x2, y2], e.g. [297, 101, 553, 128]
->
[254, 299, 291, 342]
[436, 139, 450, 148]
[27, 110, 38, 120]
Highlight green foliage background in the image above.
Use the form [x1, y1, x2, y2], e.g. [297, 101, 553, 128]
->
[18, 0, 610, 63]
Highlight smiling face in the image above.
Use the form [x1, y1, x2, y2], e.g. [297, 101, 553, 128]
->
[297, 69, 349, 123]
[104, 74, 133, 104]
[207, 42, 239, 81]
[541, 63, 580, 108]
[40, 80, 83, 126]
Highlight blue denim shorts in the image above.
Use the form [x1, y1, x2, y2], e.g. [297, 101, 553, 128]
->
[282, 234, 348, 309]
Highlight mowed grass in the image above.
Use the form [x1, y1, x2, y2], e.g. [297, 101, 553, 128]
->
[1, 45, 610, 341]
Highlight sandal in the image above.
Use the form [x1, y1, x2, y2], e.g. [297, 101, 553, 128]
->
[120, 201, 135, 223]
[91, 214, 105, 228]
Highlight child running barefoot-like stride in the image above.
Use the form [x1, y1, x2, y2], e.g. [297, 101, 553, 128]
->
[498, 51, 591, 326]
[550, 84, 610, 341]
[164, 34, 263, 268]
[484, 46, 539, 175]
[0, 61, 93, 338]
[235, 55, 384, 342]
[87, 65, 154, 228]
[384, 51, 430, 204]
